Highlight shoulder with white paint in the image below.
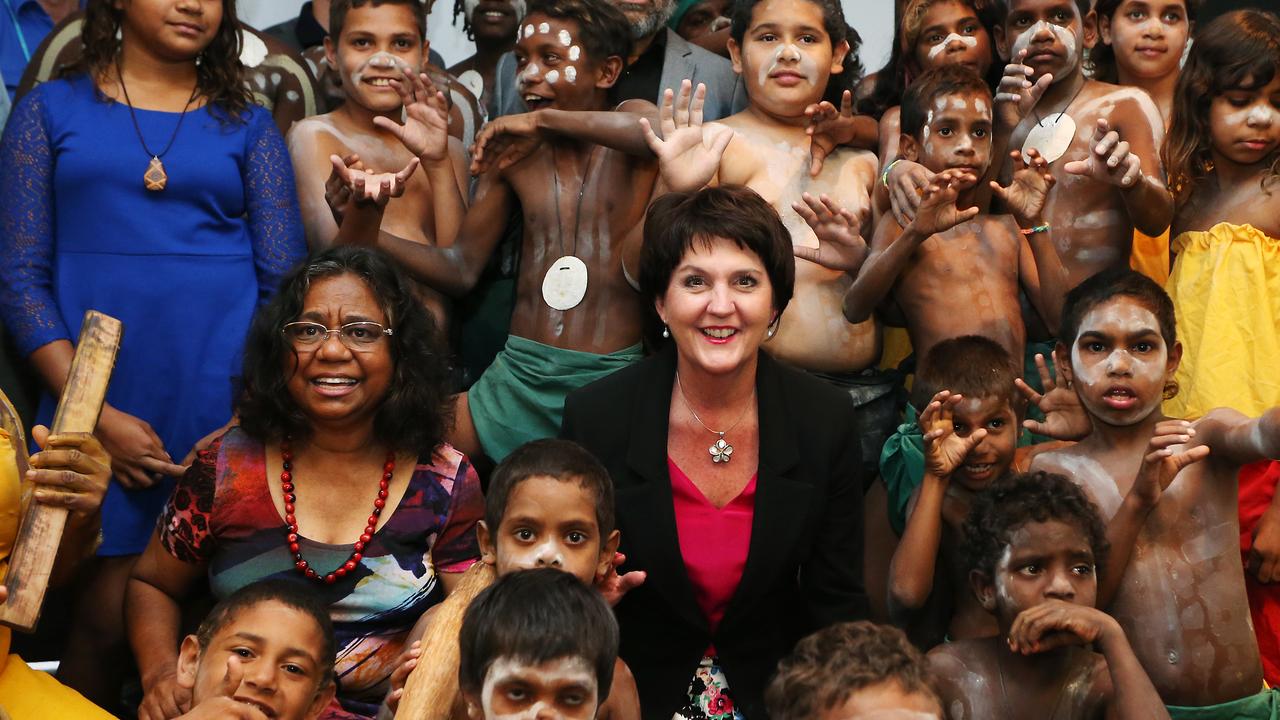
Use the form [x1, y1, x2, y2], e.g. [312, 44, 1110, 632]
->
[285, 114, 343, 154]
[1078, 82, 1164, 137]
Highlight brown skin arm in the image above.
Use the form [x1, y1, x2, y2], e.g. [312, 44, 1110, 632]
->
[287, 123, 344, 249]
[426, 140, 471, 250]
[1064, 99, 1173, 237]
[1196, 406, 1280, 467]
[599, 659, 641, 720]
[127, 533, 207, 719]
[843, 218, 917, 323]
[889, 484, 948, 616]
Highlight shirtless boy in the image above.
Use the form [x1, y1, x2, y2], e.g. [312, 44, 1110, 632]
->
[288, 0, 469, 326]
[928, 472, 1170, 720]
[1032, 269, 1280, 716]
[810, 65, 1067, 369]
[992, 0, 1173, 289]
[334, 0, 653, 463]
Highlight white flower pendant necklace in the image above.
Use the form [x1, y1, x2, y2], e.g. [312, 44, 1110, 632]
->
[676, 372, 755, 464]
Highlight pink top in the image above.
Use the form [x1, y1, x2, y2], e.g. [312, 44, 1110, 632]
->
[669, 458, 757, 635]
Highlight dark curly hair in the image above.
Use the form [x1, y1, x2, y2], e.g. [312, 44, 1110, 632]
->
[237, 246, 453, 458]
[522, 0, 633, 65]
[1060, 267, 1176, 349]
[765, 621, 941, 720]
[66, 0, 252, 120]
[963, 471, 1110, 580]
[730, 0, 864, 105]
[1090, 0, 1200, 84]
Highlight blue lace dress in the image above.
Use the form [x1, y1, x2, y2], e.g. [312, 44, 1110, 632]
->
[0, 75, 306, 555]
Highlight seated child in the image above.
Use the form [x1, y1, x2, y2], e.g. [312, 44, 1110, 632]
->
[384, 438, 640, 719]
[1032, 268, 1280, 715]
[173, 579, 336, 720]
[458, 567, 621, 720]
[288, 0, 468, 327]
[928, 472, 1170, 720]
[334, 0, 653, 464]
[814, 64, 1068, 371]
[765, 621, 944, 720]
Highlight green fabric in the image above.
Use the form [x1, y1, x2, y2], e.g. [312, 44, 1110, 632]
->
[880, 402, 924, 537]
[1023, 338, 1059, 445]
[1167, 689, 1280, 719]
[667, 0, 702, 30]
[468, 335, 643, 462]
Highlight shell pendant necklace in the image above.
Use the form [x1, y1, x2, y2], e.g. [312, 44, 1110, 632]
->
[116, 61, 199, 192]
[676, 372, 755, 464]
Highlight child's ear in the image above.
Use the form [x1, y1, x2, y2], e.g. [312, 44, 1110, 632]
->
[463, 692, 484, 720]
[421, 39, 433, 68]
[1053, 341, 1074, 387]
[477, 521, 498, 567]
[728, 37, 743, 76]
[970, 569, 997, 612]
[595, 56, 625, 89]
[899, 134, 921, 163]
[596, 529, 622, 582]
[175, 635, 202, 692]
[1166, 340, 1183, 378]
[324, 36, 338, 69]
[829, 39, 851, 74]
[993, 24, 1010, 62]
[304, 681, 337, 720]
[1085, 9, 1101, 49]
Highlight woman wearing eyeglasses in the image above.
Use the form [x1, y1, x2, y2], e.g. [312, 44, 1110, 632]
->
[125, 247, 483, 720]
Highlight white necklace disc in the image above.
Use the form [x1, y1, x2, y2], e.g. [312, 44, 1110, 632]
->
[541, 255, 589, 310]
[1022, 113, 1077, 164]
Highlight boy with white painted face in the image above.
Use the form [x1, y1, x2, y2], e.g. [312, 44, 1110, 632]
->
[458, 568, 620, 720]
[287, 0, 469, 330]
[1030, 269, 1280, 717]
[927, 472, 1170, 720]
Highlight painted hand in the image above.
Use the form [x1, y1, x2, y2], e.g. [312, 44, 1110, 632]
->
[640, 80, 733, 192]
[1015, 353, 1090, 441]
[921, 391, 987, 479]
[1064, 118, 1143, 188]
[908, 169, 981, 237]
[470, 112, 543, 175]
[791, 192, 868, 274]
[994, 50, 1052, 129]
[374, 71, 452, 162]
[1130, 420, 1209, 508]
[990, 148, 1055, 227]
[805, 90, 857, 176]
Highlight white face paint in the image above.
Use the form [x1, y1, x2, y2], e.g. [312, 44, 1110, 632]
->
[557, 29, 572, 46]
[516, 62, 543, 92]
[927, 32, 978, 61]
[537, 21, 550, 34]
[564, 65, 577, 83]
[480, 656, 598, 720]
[758, 43, 820, 88]
[1011, 20, 1078, 73]
[1245, 105, 1279, 126]
[523, 23, 535, 38]
[351, 52, 413, 86]
[568, 45, 581, 61]
[545, 69, 560, 84]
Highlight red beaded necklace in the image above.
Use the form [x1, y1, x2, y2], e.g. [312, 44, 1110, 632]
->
[280, 441, 396, 585]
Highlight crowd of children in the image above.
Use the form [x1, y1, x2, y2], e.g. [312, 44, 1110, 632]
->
[0, 0, 1279, 717]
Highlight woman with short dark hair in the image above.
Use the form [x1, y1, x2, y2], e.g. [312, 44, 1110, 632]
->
[563, 185, 868, 719]
[126, 247, 484, 720]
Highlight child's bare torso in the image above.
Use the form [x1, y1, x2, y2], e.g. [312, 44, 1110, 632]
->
[714, 113, 881, 373]
[1175, 174, 1280, 238]
[503, 142, 657, 354]
[896, 216, 1026, 369]
[1004, 82, 1163, 289]
[1032, 434, 1263, 705]
[930, 639, 1108, 720]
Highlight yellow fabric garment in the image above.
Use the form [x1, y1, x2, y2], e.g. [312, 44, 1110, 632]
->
[1164, 223, 1280, 420]
[1131, 227, 1171, 286]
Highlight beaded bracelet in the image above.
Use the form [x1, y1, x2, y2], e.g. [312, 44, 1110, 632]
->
[881, 158, 902, 189]
[1020, 223, 1051, 236]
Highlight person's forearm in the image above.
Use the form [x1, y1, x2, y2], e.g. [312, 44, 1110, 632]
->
[1023, 224, 1070, 336]
[1122, 175, 1173, 237]
[1100, 628, 1171, 720]
[423, 158, 466, 249]
[842, 227, 924, 322]
[335, 202, 385, 246]
[127, 578, 185, 687]
[537, 109, 654, 157]
[845, 115, 879, 151]
[49, 513, 101, 586]
[1099, 492, 1153, 609]
[888, 476, 947, 610]
[28, 339, 74, 396]
[374, 231, 478, 296]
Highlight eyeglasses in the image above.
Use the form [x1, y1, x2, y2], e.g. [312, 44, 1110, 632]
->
[282, 321, 393, 351]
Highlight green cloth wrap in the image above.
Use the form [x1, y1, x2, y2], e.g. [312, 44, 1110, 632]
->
[468, 335, 643, 462]
[1167, 688, 1279, 719]
[880, 402, 924, 537]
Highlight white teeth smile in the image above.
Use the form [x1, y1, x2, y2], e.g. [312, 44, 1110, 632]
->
[368, 78, 393, 86]
[524, 94, 544, 103]
[315, 377, 357, 385]
[965, 463, 993, 473]
[702, 328, 736, 339]
[483, 10, 505, 17]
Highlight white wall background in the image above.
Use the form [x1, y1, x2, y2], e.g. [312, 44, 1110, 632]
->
[239, 0, 895, 74]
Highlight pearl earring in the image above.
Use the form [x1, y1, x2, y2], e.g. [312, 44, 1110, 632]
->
[662, 326, 670, 338]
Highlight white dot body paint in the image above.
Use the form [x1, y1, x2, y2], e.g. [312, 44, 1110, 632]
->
[480, 656, 598, 720]
[564, 65, 577, 83]
[545, 69, 559, 84]
[759, 44, 820, 89]
[569, 45, 581, 61]
[538, 21, 550, 34]
[927, 32, 978, 61]
[524, 23, 535, 38]
[1011, 21, 1078, 74]
[558, 29, 572, 46]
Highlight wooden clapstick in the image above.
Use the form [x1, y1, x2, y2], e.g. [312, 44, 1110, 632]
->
[397, 561, 497, 719]
[0, 311, 123, 632]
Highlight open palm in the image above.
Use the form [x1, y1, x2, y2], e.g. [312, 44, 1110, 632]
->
[921, 391, 986, 478]
[911, 170, 980, 237]
[641, 80, 732, 192]
[792, 192, 867, 273]
[374, 71, 451, 162]
[991, 149, 1055, 225]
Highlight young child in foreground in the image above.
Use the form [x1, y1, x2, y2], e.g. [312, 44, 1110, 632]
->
[928, 472, 1169, 720]
[457, 568, 621, 720]
[766, 621, 943, 720]
[1032, 268, 1280, 715]
[383, 439, 640, 719]
[173, 580, 337, 720]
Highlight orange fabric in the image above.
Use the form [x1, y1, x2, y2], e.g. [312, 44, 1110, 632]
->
[1130, 227, 1170, 285]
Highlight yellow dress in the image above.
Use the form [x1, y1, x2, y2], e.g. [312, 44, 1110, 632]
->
[1164, 222, 1280, 420]
[1131, 227, 1170, 286]
[0, 427, 114, 719]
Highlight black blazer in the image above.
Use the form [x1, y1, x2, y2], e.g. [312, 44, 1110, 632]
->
[562, 345, 868, 719]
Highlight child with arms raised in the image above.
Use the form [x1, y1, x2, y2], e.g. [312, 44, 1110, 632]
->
[929, 472, 1170, 720]
[382, 439, 640, 719]
[1032, 269, 1280, 715]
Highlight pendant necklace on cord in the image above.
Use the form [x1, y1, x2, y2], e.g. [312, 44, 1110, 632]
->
[542, 145, 598, 311]
[676, 372, 755, 464]
[1022, 78, 1086, 164]
[117, 62, 199, 192]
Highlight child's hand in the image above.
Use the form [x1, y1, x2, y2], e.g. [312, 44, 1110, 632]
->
[328, 154, 420, 211]
[990, 149, 1055, 228]
[1248, 503, 1280, 584]
[325, 153, 365, 224]
[791, 193, 868, 274]
[1130, 420, 1209, 508]
[994, 50, 1052, 130]
[1007, 600, 1120, 654]
[921, 391, 987, 480]
[27, 426, 111, 521]
[176, 656, 268, 720]
[597, 551, 646, 607]
[1064, 119, 1143, 188]
[885, 159, 934, 228]
[804, 90, 857, 176]
[1015, 354, 1090, 441]
[138, 663, 193, 720]
[374, 71, 452, 163]
[470, 113, 543, 175]
[908, 169, 980, 237]
[640, 80, 733, 193]
[381, 640, 422, 716]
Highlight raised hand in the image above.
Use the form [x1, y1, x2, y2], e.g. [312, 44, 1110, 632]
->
[1130, 420, 1210, 508]
[791, 193, 868, 274]
[885, 159, 934, 228]
[329, 154, 420, 210]
[921, 390, 987, 479]
[470, 112, 543, 175]
[374, 71, 452, 162]
[1015, 353, 1090, 441]
[908, 169, 980, 237]
[96, 405, 185, 489]
[324, 153, 364, 224]
[1007, 600, 1120, 655]
[640, 80, 733, 192]
[994, 50, 1052, 130]
[805, 90, 856, 176]
[597, 551, 646, 607]
[27, 425, 110, 520]
[990, 148, 1056, 227]
[1064, 118, 1143, 188]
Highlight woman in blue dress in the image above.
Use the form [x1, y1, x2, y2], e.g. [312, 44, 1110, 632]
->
[0, 0, 306, 708]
